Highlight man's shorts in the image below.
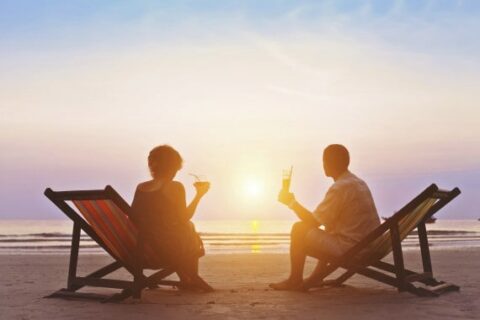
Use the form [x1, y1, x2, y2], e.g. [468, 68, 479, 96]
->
[305, 228, 346, 258]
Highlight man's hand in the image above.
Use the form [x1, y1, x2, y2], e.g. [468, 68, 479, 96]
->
[278, 190, 319, 226]
[278, 190, 295, 206]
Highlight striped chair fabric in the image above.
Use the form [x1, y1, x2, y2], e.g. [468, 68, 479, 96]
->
[366, 197, 438, 260]
[72, 199, 159, 267]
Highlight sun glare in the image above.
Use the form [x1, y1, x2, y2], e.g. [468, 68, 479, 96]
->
[243, 179, 264, 198]
[251, 220, 259, 232]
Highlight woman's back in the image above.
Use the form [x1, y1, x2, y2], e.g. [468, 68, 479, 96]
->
[130, 144, 212, 291]
[131, 181, 182, 235]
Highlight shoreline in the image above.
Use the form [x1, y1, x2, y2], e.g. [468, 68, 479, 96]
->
[1, 248, 479, 319]
[2, 219, 480, 256]
[2, 243, 480, 256]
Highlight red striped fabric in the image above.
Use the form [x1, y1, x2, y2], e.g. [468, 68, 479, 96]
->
[71, 199, 163, 267]
[73, 200, 138, 263]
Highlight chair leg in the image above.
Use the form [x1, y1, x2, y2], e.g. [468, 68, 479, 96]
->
[417, 222, 433, 273]
[332, 269, 356, 285]
[144, 268, 176, 287]
[67, 223, 81, 291]
[68, 261, 123, 292]
[133, 272, 143, 299]
[390, 223, 407, 292]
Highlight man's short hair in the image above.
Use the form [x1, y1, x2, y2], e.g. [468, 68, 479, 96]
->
[323, 144, 350, 170]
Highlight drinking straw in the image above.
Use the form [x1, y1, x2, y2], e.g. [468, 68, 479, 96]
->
[189, 173, 201, 182]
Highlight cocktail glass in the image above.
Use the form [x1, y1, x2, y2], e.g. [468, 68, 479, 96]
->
[189, 173, 210, 188]
[282, 166, 293, 192]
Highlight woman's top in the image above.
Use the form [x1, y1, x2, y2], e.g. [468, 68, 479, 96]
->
[130, 185, 203, 266]
[131, 187, 183, 237]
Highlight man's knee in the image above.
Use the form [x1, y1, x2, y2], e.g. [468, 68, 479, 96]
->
[291, 221, 311, 238]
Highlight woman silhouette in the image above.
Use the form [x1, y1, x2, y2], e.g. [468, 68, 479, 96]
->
[131, 145, 213, 291]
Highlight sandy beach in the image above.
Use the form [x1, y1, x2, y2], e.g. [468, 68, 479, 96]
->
[1, 248, 479, 320]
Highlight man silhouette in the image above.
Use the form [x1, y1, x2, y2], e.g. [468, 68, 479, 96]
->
[270, 144, 380, 290]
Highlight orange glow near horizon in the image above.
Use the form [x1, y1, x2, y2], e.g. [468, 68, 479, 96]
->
[250, 220, 261, 253]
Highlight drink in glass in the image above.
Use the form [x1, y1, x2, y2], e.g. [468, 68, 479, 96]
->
[282, 166, 293, 192]
[190, 173, 210, 188]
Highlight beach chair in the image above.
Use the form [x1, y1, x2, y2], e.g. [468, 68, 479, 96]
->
[307, 184, 461, 296]
[44, 185, 189, 302]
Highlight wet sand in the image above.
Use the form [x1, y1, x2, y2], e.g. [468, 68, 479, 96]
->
[1, 249, 479, 319]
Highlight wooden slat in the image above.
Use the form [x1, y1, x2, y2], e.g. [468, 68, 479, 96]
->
[430, 282, 460, 293]
[71, 277, 133, 289]
[405, 272, 433, 283]
[46, 289, 113, 301]
[356, 267, 398, 287]
[68, 261, 123, 291]
[47, 189, 109, 200]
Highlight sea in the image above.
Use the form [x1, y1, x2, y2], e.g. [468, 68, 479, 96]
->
[1, 219, 480, 255]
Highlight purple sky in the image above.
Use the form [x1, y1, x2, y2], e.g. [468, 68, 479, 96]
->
[1, 1, 480, 220]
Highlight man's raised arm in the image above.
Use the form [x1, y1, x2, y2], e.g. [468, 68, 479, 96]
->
[278, 192, 319, 226]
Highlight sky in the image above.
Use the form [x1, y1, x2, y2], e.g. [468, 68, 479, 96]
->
[1, 0, 480, 221]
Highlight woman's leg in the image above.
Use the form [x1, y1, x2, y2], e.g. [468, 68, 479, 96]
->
[177, 256, 213, 292]
[176, 243, 212, 291]
[174, 222, 213, 291]
[178, 256, 198, 281]
[176, 267, 192, 283]
[190, 256, 199, 275]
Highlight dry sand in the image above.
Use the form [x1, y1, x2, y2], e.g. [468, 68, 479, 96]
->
[1, 248, 479, 319]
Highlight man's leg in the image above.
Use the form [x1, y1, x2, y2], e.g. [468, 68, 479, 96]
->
[289, 221, 312, 282]
[304, 261, 328, 286]
[303, 230, 344, 288]
[270, 221, 313, 290]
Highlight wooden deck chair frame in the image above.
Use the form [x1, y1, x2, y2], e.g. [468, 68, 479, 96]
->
[307, 184, 461, 297]
[44, 186, 182, 302]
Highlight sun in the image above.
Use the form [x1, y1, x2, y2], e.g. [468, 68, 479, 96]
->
[243, 179, 264, 198]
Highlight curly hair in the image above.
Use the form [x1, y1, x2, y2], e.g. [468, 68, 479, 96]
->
[148, 145, 183, 178]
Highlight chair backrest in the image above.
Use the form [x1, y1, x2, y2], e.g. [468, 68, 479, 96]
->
[367, 197, 437, 259]
[72, 198, 138, 263]
[356, 185, 460, 261]
[45, 186, 159, 267]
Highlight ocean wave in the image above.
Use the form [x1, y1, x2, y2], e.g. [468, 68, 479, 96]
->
[0, 230, 477, 239]
[0, 233, 88, 238]
[0, 245, 100, 249]
[409, 230, 478, 235]
[0, 238, 94, 243]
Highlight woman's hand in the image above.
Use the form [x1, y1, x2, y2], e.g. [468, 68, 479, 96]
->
[194, 181, 210, 198]
[185, 182, 209, 221]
